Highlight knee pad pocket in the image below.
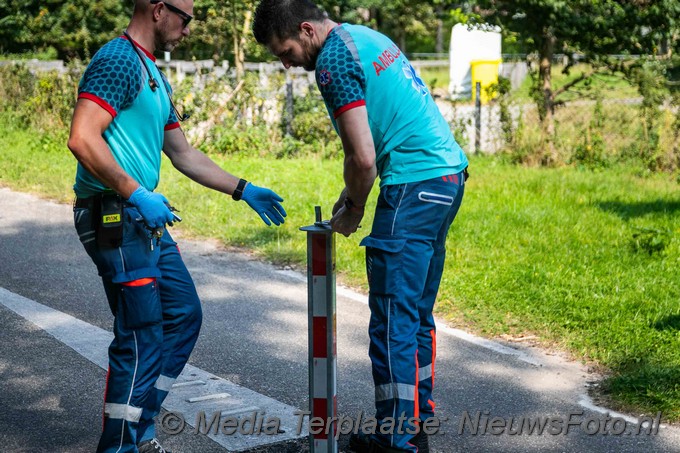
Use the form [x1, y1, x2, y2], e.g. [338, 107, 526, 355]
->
[360, 236, 407, 295]
[120, 279, 162, 329]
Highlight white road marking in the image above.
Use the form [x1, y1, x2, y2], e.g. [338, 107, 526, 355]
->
[186, 393, 231, 403]
[0, 286, 306, 452]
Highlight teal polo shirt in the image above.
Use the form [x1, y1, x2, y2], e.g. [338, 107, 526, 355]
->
[74, 36, 179, 197]
[315, 24, 468, 186]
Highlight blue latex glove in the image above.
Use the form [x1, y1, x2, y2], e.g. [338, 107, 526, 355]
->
[241, 183, 287, 226]
[127, 186, 175, 229]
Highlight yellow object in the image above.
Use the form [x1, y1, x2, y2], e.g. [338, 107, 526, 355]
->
[102, 214, 121, 224]
[470, 59, 501, 104]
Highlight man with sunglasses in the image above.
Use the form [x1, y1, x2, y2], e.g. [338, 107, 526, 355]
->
[68, 1, 286, 452]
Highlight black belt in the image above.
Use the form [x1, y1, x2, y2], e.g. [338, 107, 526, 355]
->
[74, 196, 95, 209]
[74, 193, 130, 209]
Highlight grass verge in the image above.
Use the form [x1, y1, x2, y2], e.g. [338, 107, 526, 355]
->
[2, 121, 680, 420]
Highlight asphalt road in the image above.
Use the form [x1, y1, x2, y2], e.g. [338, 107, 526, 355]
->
[1, 187, 679, 453]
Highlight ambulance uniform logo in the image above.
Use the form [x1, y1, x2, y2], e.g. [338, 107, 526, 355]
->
[403, 61, 428, 96]
[319, 69, 332, 86]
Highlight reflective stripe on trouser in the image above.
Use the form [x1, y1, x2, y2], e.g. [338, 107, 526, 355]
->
[74, 205, 202, 452]
[360, 172, 464, 452]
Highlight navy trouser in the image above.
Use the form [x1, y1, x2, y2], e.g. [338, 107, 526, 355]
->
[360, 171, 465, 451]
[74, 203, 202, 452]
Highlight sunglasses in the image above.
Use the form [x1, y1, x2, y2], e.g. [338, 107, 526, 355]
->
[150, 0, 193, 28]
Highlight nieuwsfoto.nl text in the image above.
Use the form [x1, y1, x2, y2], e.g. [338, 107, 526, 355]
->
[158, 409, 662, 438]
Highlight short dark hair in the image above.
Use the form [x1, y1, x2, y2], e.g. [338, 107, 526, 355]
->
[253, 0, 326, 45]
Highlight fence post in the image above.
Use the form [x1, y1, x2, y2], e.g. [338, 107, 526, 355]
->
[475, 81, 481, 154]
[300, 207, 337, 453]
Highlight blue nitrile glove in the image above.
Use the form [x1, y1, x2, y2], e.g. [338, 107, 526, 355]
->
[127, 186, 175, 229]
[241, 183, 287, 226]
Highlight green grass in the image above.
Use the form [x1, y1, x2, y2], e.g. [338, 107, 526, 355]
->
[418, 66, 450, 91]
[2, 122, 680, 420]
[509, 63, 639, 103]
[445, 160, 680, 419]
[0, 125, 74, 197]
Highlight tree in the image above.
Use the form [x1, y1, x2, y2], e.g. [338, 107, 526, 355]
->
[0, 0, 128, 59]
[0, 1, 459, 62]
[473, 0, 679, 164]
[432, 0, 466, 54]
[319, 0, 439, 54]
[184, 0, 264, 77]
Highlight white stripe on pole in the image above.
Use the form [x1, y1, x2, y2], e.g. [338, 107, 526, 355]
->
[313, 357, 328, 399]
[312, 276, 327, 316]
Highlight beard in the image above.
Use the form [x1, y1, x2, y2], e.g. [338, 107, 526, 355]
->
[160, 40, 181, 52]
[157, 18, 184, 52]
[300, 38, 321, 71]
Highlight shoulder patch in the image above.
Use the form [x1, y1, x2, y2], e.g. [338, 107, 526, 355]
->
[319, 69, 332, 86]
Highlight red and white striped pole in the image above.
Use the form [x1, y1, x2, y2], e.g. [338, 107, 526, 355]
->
[300, 206, 338, 453]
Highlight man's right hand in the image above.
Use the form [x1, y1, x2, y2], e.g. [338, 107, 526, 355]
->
[330, 203, 364, 237]
[127, 186, 175, 229]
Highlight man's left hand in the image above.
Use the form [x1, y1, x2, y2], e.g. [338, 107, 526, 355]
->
[241, 183, 287, 226]
[330, 204, 364, 237]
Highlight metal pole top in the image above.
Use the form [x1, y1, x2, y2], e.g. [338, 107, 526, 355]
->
[300, 206, 334, 234]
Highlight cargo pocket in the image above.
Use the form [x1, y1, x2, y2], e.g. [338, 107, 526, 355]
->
[359, 235, 407, 295]
[120, 278, 162, 329]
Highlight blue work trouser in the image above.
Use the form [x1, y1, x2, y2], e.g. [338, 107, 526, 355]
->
[360, 171, 465, 452]
[74, 203, 202, 453]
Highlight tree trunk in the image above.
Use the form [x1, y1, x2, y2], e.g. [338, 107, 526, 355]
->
[435, 6, 444, 54]
[232, 3, 239, 78]
[235, 9, 252, 80]
[539, 29, 557, 165]
[233, 30, 240, 78]
[369, 8, 380, 30]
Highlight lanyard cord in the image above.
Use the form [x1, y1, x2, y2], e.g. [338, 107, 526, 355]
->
[123, 31, 159, 91]
[122, 31, 188, 122]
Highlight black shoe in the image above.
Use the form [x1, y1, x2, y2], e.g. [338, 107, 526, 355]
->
[349, 430, 427, 453]
[360, 432, 428, 453]
[349, 431, 371, 452]
[410, 430, 429, 453]
[368, 439, 411, 453]
[138, 438, 170, 453]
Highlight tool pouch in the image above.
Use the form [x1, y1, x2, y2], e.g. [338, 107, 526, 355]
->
[96, 193, 124, 248]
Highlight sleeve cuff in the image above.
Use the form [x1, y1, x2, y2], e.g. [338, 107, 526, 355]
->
[78, 93, 117, 118]
[164, 122, 181, 131]
[333, 100, 366, 119]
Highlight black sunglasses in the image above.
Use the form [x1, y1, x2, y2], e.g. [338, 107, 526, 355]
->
[150, 0, 193, 28]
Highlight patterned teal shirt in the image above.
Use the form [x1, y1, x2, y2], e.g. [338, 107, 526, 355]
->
[74, 36, 179, 197]
[315, 24, 468, 186]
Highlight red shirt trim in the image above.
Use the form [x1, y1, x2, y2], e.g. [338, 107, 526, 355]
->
[333, 100, 366, 119]
[78, 93, 117, 118]
[164, 122, 181, 131]
[119, 35, 156, 62]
